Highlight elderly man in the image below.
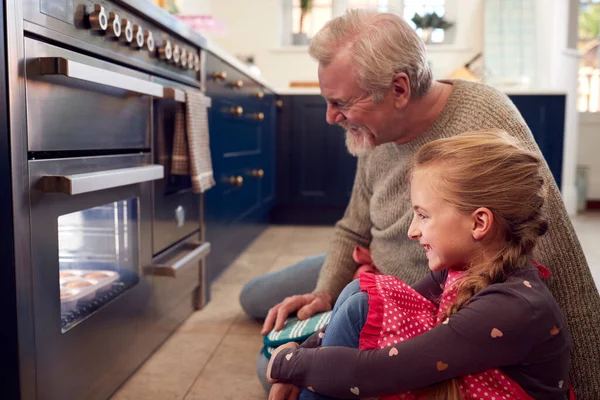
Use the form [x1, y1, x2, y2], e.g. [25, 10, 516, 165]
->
[240, 9, 600, 397]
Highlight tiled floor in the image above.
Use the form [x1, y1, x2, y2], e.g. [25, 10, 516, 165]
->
[112, 213, 600, 400]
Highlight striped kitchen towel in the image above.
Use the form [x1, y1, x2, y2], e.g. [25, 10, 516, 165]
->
[263, 311, 332, 350]
[171, 89, 215, 193]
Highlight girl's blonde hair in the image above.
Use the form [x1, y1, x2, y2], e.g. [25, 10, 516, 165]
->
[411, 129, 548, 399]
[308, 9, 432, 101]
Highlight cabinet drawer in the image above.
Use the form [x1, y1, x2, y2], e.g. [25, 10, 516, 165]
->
[206, 55, 266, 98]
[210, 98, 267, 156]
[149, 239, 210, 316]
[206, 157, 264, 224]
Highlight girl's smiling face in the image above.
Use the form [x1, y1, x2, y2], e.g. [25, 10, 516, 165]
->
[407, 167, 479, 272]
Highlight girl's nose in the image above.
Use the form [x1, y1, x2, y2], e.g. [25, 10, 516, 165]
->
[407, 217, 420, 240]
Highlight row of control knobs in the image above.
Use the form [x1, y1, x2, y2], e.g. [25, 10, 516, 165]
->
[87, 4, 200, 71]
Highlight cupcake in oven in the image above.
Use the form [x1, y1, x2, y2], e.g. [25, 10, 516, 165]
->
[59, 271, 77, 279]
[64, 280, 93, 289]
[84, 272, 110, 280]
[60, 288, 78, 299]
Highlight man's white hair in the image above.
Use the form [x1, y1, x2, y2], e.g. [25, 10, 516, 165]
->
[309, 9, 433, 102]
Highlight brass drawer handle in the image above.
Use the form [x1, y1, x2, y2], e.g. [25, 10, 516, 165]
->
[275, 99, 284, 108]
[255, 91, 265, 99]
[248, 112, 264, 121]
[229, 106, 243, 117]
[230, 80, 244, 88]
[251, 169, 264, 178]
[228, 176, 243, 186]
[213, 71, 227, 81]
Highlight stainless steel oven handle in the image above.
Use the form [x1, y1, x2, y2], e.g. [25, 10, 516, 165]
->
[147, 242, 211, 278]
[38, 165, 164, 195]
[38, 57, 186, 102]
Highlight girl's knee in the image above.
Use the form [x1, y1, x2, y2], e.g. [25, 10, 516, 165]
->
[337, 279, 361, 302]
[338, 290, 369, 323]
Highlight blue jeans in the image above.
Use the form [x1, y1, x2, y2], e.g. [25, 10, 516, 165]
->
[298, 279, 369, 400]
[240, 255, 369, 397]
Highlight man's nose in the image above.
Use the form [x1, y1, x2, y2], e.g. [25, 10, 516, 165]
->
[325, 104, 345, 125]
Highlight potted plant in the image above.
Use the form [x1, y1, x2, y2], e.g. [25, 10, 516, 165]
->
[411, 12, 453, 44]
[293, 0, 313, 45]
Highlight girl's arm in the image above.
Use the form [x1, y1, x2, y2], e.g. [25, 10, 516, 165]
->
[268, 282, 567, 398]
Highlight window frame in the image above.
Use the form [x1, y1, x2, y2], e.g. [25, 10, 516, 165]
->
[280, 0, 456, 47]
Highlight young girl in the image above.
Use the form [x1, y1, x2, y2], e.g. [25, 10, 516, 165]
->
[266, 130, 571, 400]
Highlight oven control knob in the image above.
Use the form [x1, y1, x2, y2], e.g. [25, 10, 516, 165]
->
[172, 45, 181, 65]
[180, 48, 188, 68]
[157, 40, 172, 61]
[194, 53, 200, 72]
[89, 4, 108, 31]
[120, 18, 133, 43]
[106, 12, 121, 38]
[131, 25, 144, 49]
[144, 30, 155, 53]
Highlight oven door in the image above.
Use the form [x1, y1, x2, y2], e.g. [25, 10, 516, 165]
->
[25, 37, 153, 152]
[29, 153, 162, 400]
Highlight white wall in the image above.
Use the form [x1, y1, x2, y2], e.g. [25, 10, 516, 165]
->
[579, 113, 600, 200]
[184, 0, 484, 90]
[176, 0, 210, 14]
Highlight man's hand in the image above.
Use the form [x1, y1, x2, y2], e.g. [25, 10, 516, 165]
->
[268, 383, 301, 400]
[261, 292, 333, 335]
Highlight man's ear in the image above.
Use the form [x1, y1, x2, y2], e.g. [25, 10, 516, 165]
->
[471, 207, 494, 240]
[392, 72, 410, 109]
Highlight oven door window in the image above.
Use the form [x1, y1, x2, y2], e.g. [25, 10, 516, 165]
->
[58, 198, 140, 332]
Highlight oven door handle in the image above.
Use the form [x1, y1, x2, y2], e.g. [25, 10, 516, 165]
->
[38, 57, 186, 102]
[38, 165, 164, 195]
[146, 242, 211, 278]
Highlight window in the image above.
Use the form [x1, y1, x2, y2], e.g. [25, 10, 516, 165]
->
[403, 0, 447, 43]
[284, 0, 450, 46]
[291, 0, 333, 40]
[578, 0, 600, 112]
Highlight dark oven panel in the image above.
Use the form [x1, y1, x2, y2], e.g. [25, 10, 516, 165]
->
[25, 37, 151, 152]
[22, 0, 201, 84]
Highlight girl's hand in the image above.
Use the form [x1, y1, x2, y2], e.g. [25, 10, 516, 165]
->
[266, 341, 300, 384]
[268, 383, 301, 400]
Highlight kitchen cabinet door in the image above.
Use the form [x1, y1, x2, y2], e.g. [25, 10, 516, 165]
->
[508, 94, 565, 189]
[288, 95, 357, 206]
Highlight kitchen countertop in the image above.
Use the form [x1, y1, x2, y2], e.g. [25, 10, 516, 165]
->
[202, 40, 276, 92]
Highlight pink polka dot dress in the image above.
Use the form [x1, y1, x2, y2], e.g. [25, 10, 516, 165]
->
[359, 270, 534, 400]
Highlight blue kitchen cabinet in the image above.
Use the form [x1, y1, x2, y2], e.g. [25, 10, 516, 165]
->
[288, 96, 356, 207]
[272, 93, 565, 224]
[204, 53, 276, 282]
[508, 94, 565, 190]
[271, 95, 357, 224]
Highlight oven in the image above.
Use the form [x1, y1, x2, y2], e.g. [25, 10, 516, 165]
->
[25, 36, 163, 399]
[13, 0, 212, 398]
